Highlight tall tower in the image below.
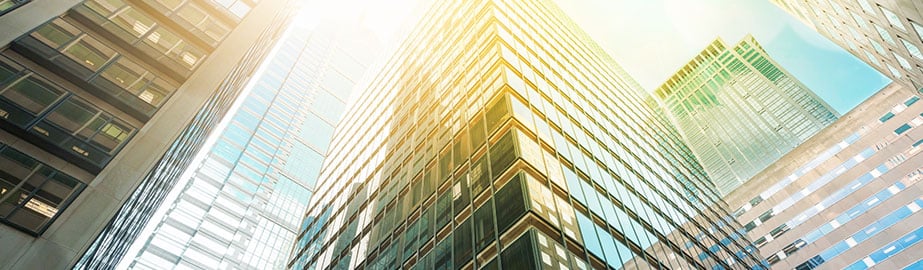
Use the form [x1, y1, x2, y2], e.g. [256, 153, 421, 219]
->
[653, 35, 839, 195]
[770, 0, 923, 89]
[120, 14, 379, 269]
[0, 0, 294, 268]
[288, 0, 763, 269]
[726, 82, 923, 269]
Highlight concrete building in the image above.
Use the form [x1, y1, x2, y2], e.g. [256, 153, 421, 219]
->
[770, 0, 923, 89]
[287, 0, 763, 269]
[726, 82, 923, 269]
[0, 0, 294, 268]
[119, 13, 379, 269]
[653, 35, 839, 195]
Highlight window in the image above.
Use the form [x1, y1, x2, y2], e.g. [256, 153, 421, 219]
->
[63, 36, 117, 72]
[495, 173, 527, 234]
[0, 75, 66, 116]
[31, 19, 81, 49]
[489, 130, 517, 177]
[0, 0, 29, 16]
[901, 39, 923, 59]
[880, 6, 906, 31]
[453, 218, 473, 268]
[500, 231, 537, 269]
[0, 145, 85, 235]
[472, 199, 495, 253]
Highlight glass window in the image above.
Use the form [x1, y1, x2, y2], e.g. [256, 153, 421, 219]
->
[0, 0, 30, 16]
[0, 146, 85, 235]
[433, 235, 452, 270]
[500, 231, 537, 269]
[489, 131, 517, 177]
[435, 191, 452, 230]
[100, 57, 149, 90]
[44, 98, 99, 133]
[62, 36, 116, 72]
[495, 173, 527, 234]
[485, 95, 510, 134]
[453, 218, 473, 268]
[880, 6, 906, 31]
[111, 7, 156, 37]
[473, 199, 495, 253]
[30, 19, 81, 49]
[85, 0, 125, 15]
[0, 75, 65, 115]
[469, 155, 490, 197]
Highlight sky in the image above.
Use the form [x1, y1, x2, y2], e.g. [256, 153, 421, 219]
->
[554, 0, 891, 114]
[297, 0, 891, 114]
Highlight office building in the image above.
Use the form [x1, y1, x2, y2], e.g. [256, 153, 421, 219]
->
[288, 0, 764, 269]
[0, 0, 294, 268]
[726, 82, 923, 269]
[653, 35, 839, 195]
[120, 14, 378, 269]
[770, 0, 923, 89]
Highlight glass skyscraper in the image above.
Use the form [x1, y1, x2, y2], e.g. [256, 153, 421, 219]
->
[0, 0, 295, 268]
[118, 13, 379, 269]
[288, 0, 762, 269]
[653, 36, 839, 195]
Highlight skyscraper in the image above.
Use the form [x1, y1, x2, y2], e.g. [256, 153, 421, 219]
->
[0, 0, 294, 268]
[288, 0, 763, 269]
[726, 82, 923, 269]
[653, 35, 839, 195]
[120, 13, 379, 269]
[770, 0, 923, 89]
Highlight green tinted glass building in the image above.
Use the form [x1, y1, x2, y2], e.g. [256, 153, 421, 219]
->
[288, 0, 764, 269]
[653, 36, 839, 195]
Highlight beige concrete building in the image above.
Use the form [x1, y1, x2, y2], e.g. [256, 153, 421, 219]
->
[0, 0, 294, 268]
[770, 0, 923, 90]
[726, 82, 923, 269]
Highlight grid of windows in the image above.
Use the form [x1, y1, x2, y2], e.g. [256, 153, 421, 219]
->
[653, 36, 838, 195]
[0, 143, 85, 235]
[729, 89, 923, 268]
[288, 0, 763, 269]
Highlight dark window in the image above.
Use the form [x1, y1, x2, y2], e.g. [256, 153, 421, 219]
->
[0, 0, 30, 16]
[489, 131, 518, 181]
[435, 191, 452, 230]
[453, 174, 470, 216]
[500, 231, 537, 270]
[453, 218, 473, 269]
[469, 155, 490, 198]
[0, 145, 85, 235]
[495, 173, 527, 234]
[473, 198, 496, 253]
[434, 235, 453, 270]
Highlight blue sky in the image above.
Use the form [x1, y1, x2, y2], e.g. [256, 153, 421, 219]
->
[554, 0, 891, 114]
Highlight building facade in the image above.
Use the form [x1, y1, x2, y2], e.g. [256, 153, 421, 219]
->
[120, 16, 376, 269]
[770, 0, 923, 90]
[653, 36, 839, 195]
[288, 0, 764, 269]
[726, 82, 923, 269]
[0, 0, 293, 268]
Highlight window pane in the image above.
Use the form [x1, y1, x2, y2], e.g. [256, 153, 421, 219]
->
[44, 97, 99, 133]
[63, 36, 116, 72]
[500, 231, 537, 269]
[111, 7, 156, 37]
[1, 76, 65, 114]
[100, 57, 148, 91]
[473, 199, 495, 253]
[85, 0, 125, 16]
[495, 173, 527, 233]
[453, 218, 473, 268]
[30, 19, 80, 49]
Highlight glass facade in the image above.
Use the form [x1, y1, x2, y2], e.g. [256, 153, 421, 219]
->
[0, 143, 85, 235]
[769, 0, 923, 89]
[288, 0, 762, 269]
[122, 18, 375, 269]
[653, 36, 839, 195]
[73, 3, 293, 269]
[728, 85, 923, 269]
